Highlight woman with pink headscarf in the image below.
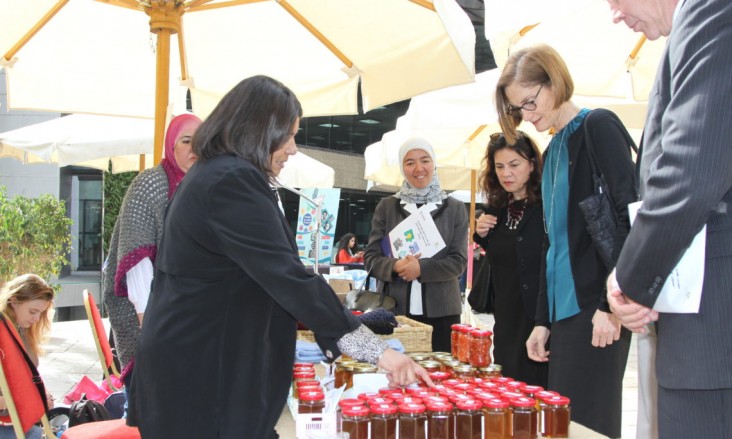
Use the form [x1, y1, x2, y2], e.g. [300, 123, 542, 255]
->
[102, 113, 202, 406]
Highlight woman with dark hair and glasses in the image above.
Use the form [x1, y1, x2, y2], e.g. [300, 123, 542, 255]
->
[473, 131, 547, 388]
[495, 44, 637, 438]
[129, 75, 430, 439]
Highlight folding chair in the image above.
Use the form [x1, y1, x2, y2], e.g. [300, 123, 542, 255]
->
[0, 312, 56, 439]
[83, 290, 122, 392]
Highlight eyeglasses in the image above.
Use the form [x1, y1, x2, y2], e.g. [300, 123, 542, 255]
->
[505, 84, 543, 118]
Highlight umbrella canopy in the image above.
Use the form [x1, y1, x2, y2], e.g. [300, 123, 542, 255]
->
[1, 0, 476, 165]
[0, 114, 153, 173]
[484, 0, 665, 101]
[0, 114, 335, 186]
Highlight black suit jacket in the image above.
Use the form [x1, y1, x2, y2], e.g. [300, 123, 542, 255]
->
[615, 0, 732, 390]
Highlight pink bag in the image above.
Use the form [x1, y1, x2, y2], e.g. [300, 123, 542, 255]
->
[63, 375, 110, 404]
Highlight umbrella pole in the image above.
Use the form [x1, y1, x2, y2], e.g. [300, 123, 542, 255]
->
[467, 169, 477, 290]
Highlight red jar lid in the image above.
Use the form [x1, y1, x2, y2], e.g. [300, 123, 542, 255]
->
[436, 388, 457, 398]
[299, 390, 324, 401]
[379, 387, 403, 396]
[510, 397, 536, 408]
[451, 323, 469, 331]
[544, 395, 571, 406]
[297, 384, 322, 394]
[388, 393, 406, 403]
[297, 379, 320, 387]
[492, 377, 512, 384]
[398, 402, 427, 414]
[506, 380, 526, 389]
[424, 395, 449, 405]
[367, 397, 393, 406]
[457, 324, 474, 333]
[501, 391, 524, 400]
[357, 392, 380, 402]
[339, 398, 363, 408]
[475, 392, 499, 402]
[406, 385, 428, 396]
[426, 401, 453, 412]
[428, 371, 452, 382]
[293, 362, 314, 369]
[479, 381, 499, 390]
[452, 383, 472, 393]
[483, 398, 510, 409]
[456, 399, 483, 411]
[448, 393, 472, 403]
[293, 370, 316, 379]
[443, 379, 462, 388]
[370, 403, 398, 415]
[342, 405, 370, 417]
[401, 396, 423, 405]
[536, 390, 560, 401]
[470, 329, 493, 338]
[520, 384, 544, 394]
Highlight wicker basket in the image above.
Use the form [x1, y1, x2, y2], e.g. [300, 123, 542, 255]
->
[297, 315, 432, 353]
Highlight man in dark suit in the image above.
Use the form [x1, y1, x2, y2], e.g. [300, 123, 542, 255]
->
[605, 0, 732, 438]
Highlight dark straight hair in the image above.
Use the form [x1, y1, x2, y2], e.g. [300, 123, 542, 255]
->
[479, 131, 543, 208]
[192, 75, 303, 181]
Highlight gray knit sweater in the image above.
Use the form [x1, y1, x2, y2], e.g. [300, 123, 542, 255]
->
[103, 165, 169, 374]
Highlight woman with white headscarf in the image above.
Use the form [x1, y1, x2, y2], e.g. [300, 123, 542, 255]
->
[364, 137, 468, 352]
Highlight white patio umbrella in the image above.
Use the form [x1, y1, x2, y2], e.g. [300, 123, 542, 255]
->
[0, 114, 153, 173]
[1, 0, 475, 166]
[484, 0, 665, 101]
[0, 114, 336, 186]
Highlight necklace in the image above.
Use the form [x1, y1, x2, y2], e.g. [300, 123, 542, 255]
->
[506, 194, 527, 230]
[544, 128, 568, 233]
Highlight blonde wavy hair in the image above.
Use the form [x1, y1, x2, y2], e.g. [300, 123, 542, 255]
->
[0, 274, 54, 357]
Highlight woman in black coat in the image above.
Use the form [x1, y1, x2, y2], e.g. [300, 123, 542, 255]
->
[129, 76, 430, 438]
[473, 132, 548, 388]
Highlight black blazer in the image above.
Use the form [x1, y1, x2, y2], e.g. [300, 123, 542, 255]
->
[538, 109, 636, 325]
[474, 201, 545, 322]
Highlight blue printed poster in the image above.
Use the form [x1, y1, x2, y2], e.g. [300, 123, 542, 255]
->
[295, 188, 341, 265]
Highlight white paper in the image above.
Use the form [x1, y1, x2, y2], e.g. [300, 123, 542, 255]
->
[388, 204, 447, 258]
[628, 201, 705, 313]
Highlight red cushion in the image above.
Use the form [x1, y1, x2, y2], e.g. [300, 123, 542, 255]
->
[0, 316, 45, 432]
[61, 419, 141, 439]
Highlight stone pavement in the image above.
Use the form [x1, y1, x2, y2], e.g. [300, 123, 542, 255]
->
[38, 314, 639, 438]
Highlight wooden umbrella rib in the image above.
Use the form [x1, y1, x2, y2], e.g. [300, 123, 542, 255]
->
[178, 27, 189, 81]
[188, 0, 266, 12]
[409, 0, 435, 11]
[629, 35, 647, 62]
[3, 0, 70, 62]
[95, 0, 143, 11]
[278, 0, 353, 68]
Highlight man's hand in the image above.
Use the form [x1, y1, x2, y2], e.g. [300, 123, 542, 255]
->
[606, 269, 658, 333]
[591, 309, 621, 347]
[526, 326, 551, 362]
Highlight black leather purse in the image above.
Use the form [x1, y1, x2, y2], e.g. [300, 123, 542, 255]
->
[344, 274, 396, 313]
[467, 256, 493, 313]
[578, 112, 637, 270]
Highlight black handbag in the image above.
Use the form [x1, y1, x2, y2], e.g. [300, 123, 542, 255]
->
[467, 255, 493, 313]
[577, 113, 637, 270]
[344, 274, 396, 313]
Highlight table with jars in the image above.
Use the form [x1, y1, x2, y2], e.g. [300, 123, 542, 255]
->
[276, 324, 610, 439]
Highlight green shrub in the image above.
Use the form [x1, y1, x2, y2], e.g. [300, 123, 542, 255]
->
[0, 186, 73, 284]
[102, 167, 138, 256]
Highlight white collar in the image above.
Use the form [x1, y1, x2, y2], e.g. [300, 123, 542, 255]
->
[401, 200, 440, 214]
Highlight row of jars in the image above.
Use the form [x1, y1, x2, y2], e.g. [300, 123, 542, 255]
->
[333, 387, 571, 439]
[451, 324, 494, 367]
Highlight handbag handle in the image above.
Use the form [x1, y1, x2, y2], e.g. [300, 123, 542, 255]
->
[583, 111, 637, 220]
[354, 270, 388, 305]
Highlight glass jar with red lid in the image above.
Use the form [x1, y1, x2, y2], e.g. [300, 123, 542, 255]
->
[482, 397, 510, 439]
[426, 400, 454, 439]
[398, 403, 427, 439]
[370, 403, 398, 439]
[510, 397, 538, 439]
[457, 325, 473, 363]
[541, 395, 570, 438]
[455, 399, 483, 439]
[297, 390, 325, 414]
[341, 405, 370, 439]
[468, 328, 493, 367]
